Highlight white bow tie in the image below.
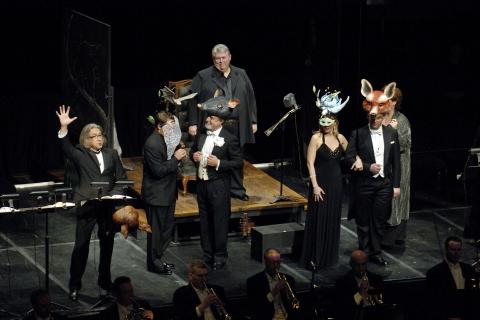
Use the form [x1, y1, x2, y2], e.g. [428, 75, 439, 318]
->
[370, 129, 382, 136]
[207, 131, 216, 136]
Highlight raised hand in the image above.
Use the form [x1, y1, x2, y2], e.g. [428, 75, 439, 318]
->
[56, 105, 77, 130]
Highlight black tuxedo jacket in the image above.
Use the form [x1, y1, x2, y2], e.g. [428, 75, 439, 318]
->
[334, 270, 384, 320]
[188, 65, 257, 146]
[173, 283, 226, 320]
[141, 131, 180, 206]
[60, 135, 127, 202]
[190, 127, 243, 181]
[426, 260, 476, 319]
[246, 270, 298, 320]
[346, 124, 401, 188]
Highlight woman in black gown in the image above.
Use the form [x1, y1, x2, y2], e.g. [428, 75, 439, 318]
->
[301, 114, 354, 268]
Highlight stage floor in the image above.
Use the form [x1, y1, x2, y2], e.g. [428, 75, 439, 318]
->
[1, 201, 476, 318]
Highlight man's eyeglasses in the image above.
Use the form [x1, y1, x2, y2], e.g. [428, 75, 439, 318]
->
[88, 134, 103, 139]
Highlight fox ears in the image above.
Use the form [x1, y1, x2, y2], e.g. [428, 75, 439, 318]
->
[361, 79, 396, 101]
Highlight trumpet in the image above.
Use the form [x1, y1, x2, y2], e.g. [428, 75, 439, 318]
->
[124, 298, 148, 320]
[360, 272, 384, 306]
[204, 282, 232, 320]
[275, 270, 300, 310]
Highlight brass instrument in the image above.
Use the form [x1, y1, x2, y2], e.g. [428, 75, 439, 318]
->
[275, 270, 300, 310]
[360, 272, 384, 306]
[124, 298, 148, 320]
[204, 281, 232, 320]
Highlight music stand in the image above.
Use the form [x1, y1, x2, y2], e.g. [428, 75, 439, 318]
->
[115, 180, 134, 198]
[91, 181, 110, 200]
[28, 188, 73, 295]
[88, 180, 134, 309]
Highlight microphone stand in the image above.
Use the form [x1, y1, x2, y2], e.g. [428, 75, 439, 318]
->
[265, 106, 301, 203]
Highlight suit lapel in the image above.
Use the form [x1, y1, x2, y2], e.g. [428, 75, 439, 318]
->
[363, 126, 375, 162]
[212, 128, 227, 156]
[230, 66, 238, 95]
[382, 125, 391, 165]
[85, 148, 102, 174]
[198, 134, 207, 152]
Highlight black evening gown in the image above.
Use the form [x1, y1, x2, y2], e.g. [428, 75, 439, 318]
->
[301, 136, 343, 269]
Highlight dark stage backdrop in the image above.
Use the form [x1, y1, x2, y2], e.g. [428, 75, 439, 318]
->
[0, 1, 478, 192]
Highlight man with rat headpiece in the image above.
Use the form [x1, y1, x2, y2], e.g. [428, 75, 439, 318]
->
[345, 79, 401, 266]
[191, 96, 243, 270]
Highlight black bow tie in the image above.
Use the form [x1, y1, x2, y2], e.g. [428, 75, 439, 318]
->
[89, 149, 101, 154]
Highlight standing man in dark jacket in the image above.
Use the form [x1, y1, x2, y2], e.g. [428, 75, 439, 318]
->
[188, 43, 257, 201]
[191, 97, 243, 269]
[346, 80, 401, 266]
[56, 105, 127, 301]
[142, 111, 186, 275]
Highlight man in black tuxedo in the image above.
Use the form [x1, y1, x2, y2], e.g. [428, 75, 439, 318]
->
[246, 248, 298, 320]
[346, 111, 401, 266]
[100, 276, 154, 320]
[142, 111, 186, 275]
[56, 105, 127, 301]
[426, 236, 477, 320]
[335, 250, 384, 320]
[191, 99, 243, 270]
[173, 259, 228, 320]
[188, 43, 257, 201]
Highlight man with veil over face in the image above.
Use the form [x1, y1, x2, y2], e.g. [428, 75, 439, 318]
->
[142, 111, 186, 274]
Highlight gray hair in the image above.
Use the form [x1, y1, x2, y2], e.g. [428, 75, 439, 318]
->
[79, 123, 104, 148]
[212, 44, 230, 57]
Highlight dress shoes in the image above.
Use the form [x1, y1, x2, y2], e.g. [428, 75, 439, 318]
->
[163, 262, 175, 270]
[148, 265, 173, 275]
[69, 289, 78, 302]
[370, 255, 388, 266]
[212, 261, 226, 270]
[232, 193, 249, 201]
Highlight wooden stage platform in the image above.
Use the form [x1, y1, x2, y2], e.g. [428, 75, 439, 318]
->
[122, 157, 307, 222]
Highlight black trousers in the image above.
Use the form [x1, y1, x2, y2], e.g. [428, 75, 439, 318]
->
[355, 176, 393, 255]
[69, 201, 115, 291]
[146, 203, 175, 269]
[223, 122, 247, 197]
[196, 177, 231, 263]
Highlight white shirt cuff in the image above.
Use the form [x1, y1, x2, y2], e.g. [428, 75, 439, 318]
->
[58, 130, 68, 138]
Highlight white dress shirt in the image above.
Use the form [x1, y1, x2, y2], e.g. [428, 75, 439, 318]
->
[265, 272, 288, 320]
[193, 286, 215, 320]
[198, 127, 222, 180]
[369, 126, 385, 178]
[446, 259, 465, 289]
